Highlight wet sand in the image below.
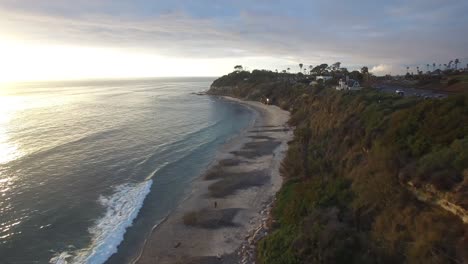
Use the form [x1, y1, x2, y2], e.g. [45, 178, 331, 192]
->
[135, 97, 292, 264]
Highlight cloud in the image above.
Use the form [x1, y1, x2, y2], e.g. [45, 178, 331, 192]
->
[0, 0, 467, 76]
[370, 64, 400, 75]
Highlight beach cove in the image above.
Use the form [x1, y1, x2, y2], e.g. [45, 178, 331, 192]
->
[135, 97, 292, 264]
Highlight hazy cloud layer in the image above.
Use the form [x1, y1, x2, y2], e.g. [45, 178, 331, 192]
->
[1, 0, 467, 74]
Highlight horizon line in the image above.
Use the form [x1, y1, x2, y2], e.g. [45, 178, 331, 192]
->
[0, 76, 220, 85]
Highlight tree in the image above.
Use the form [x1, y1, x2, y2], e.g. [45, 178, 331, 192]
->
[332, 62, 341, 71]
[287, 67, 291, 73]
[426, 64, 430, 72]
[433, 63, 436, 71]
[406, 66, 410, 74]
[311, 64, 328, 75]
[309, 65, 314, 75]
[361, 66, 369, 82]
[349, 70, 363, 82]
[234, 65, 243, 72]
[299, 63, 303, 73]
[454, 59, 460, 70]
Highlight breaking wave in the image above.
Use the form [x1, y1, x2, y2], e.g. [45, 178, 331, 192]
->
[50, 180, 152, 264]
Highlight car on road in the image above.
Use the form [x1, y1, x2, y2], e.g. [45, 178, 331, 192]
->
[395, 89, 405, 96]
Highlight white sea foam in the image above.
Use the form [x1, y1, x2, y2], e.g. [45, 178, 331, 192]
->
[50, 180, 152, 264]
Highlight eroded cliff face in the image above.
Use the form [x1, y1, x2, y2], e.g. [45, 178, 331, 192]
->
[407, 181, 468, 223]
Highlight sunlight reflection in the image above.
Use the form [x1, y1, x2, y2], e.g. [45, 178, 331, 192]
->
[0, 96, 25, 164]
[0, 176, 14, 196]
[0, 85, 77, 164]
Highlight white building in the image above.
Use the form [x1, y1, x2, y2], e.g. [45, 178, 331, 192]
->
[316, 76, 333, 81]
[336, 78, 361, 90]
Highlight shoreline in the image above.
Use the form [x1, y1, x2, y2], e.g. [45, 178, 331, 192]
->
[134, 96, 292, 264]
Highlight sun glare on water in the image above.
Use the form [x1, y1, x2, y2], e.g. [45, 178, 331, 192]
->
[0, 96, 24, 164]
[0, 81, 86, 165]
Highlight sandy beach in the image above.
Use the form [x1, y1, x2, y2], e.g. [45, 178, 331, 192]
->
[135, 96, 292, 264]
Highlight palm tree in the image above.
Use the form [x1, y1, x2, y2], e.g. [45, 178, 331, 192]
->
[426, 64, 430, 72]
[433, 63, 436, 71]
[448, 60, 453, 69]
[299, 63, 303, 73]
[454, 59, 460, 70]
[416, 66, 420, 74]
[406, 66, 410, 74]
[287, 67, 290, 73]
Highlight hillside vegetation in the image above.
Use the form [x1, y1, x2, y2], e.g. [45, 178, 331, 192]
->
[383, 74, 468, 94]
[209, 70, 468, 264]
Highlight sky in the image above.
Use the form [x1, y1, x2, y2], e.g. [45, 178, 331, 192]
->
[0, 0, 467, 81]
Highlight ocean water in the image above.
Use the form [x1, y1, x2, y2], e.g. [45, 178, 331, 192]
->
[0, 78, 255, 263]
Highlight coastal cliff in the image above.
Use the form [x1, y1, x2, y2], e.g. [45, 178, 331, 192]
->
[208, 70, 468, 264]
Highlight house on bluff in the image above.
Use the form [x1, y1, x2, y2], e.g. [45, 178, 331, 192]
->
[336, 77, 361, 91]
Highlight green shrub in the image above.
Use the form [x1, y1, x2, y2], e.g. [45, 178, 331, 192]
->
[257, 226, 301, 264]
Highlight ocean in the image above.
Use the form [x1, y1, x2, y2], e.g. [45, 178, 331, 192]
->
[0, 78, 255, 263]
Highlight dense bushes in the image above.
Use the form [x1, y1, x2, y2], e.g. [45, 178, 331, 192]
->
[257, 178, 361, 264]
[208, 73, 468, 263]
